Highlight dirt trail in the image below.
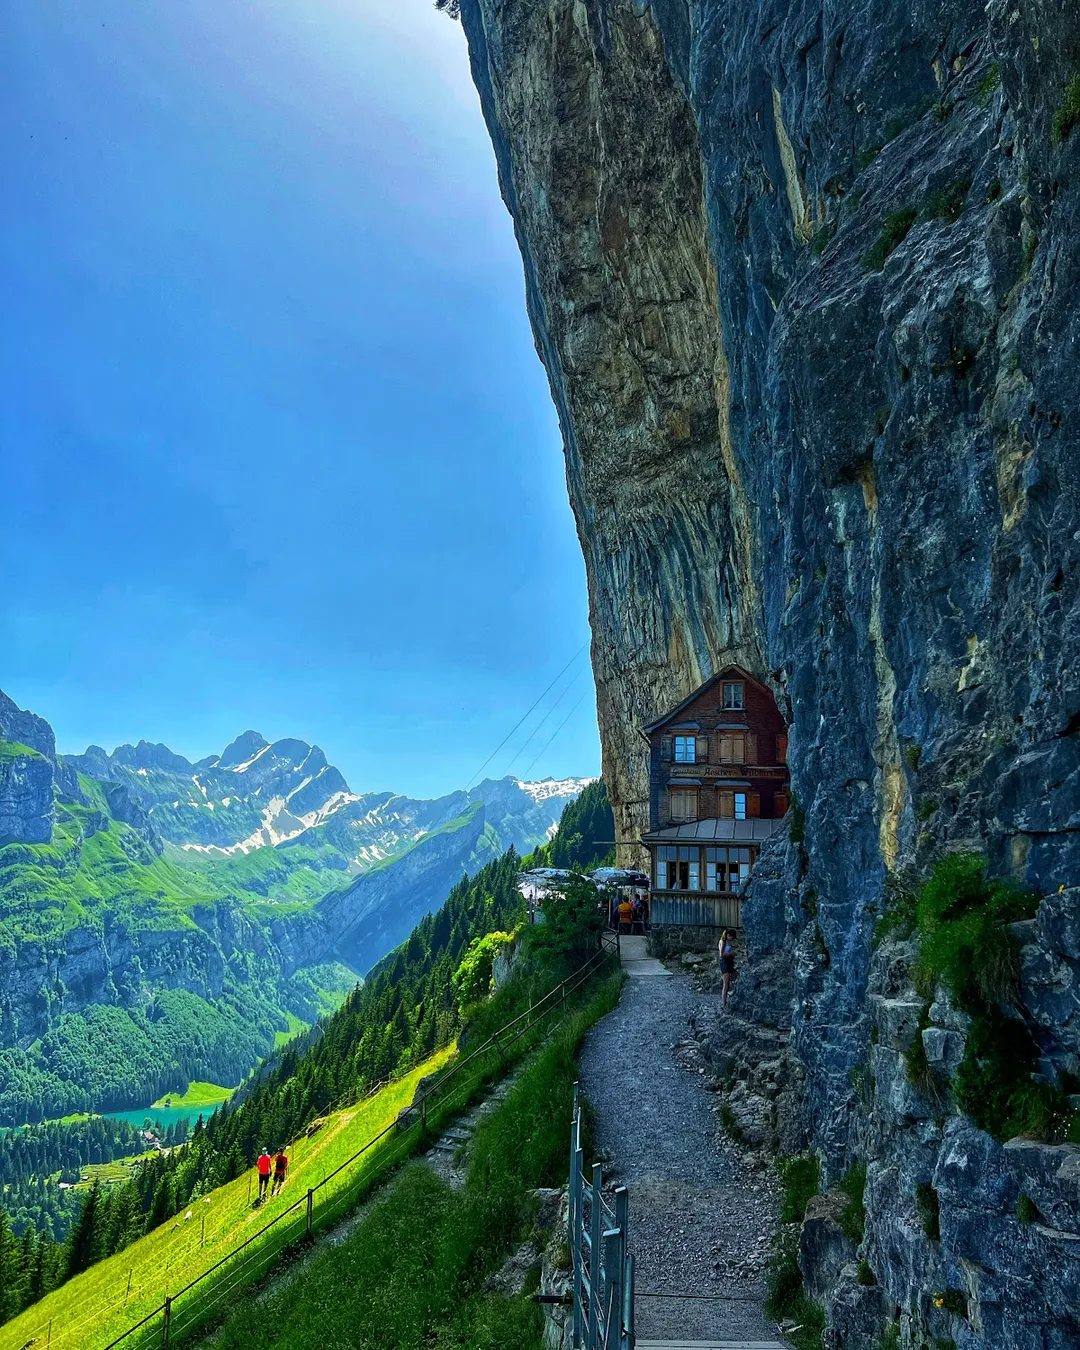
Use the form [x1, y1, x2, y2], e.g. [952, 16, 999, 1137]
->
[577, 936, 783, 1344]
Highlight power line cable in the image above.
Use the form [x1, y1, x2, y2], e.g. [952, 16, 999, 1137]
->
[462, 642, 588, 791]
[328, 643, 590, 955]
[502, 662, 588, 779]
[521, 691, 589, 780]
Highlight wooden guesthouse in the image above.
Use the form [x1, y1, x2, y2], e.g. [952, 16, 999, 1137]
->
[640, 665, 790, 929]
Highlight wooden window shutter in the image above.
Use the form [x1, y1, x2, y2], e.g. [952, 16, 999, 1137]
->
[661, 735, 673, 761]
[744, 732, 757, 764]
[776, 733, 788, 764]
[719, 791, 734, 819]
[748, 792, 761, 818]
[696, 735, 709, 763]
[775, 792, 789, 817]
[719, 734, 733, 764]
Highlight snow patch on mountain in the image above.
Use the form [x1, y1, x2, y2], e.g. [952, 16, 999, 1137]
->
[514, 776, 598, 803]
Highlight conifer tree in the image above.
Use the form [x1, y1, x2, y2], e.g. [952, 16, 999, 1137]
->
[65, 1180, 101, 1279]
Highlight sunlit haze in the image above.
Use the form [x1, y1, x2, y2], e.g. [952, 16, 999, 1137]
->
[1, 0, 599, 796]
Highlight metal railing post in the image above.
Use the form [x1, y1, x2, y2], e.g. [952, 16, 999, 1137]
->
[614, 1187, 628, 1257]
[603, 1230, 622, 1350]
[572, 1134, 585, 1347]
[587, 1165, 603, 1350]
[623, 1253, 635, 1349]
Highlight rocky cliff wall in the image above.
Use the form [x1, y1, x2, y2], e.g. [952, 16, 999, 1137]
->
[458, 1, 1080, 1345]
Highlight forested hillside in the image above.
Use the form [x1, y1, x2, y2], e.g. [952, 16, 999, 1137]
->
[0, 781, 613, 1331]
[0, 687, 589, 1125]
[527, 779, 613, 871]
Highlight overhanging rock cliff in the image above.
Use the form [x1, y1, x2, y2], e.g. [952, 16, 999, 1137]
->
[457, 1, 1080, 1345]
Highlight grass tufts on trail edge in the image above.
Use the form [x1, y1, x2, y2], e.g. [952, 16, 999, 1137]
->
[209, 974, 623, 1350]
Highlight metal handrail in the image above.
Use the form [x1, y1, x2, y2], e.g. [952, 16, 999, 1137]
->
[568, 1084, 634, 1350]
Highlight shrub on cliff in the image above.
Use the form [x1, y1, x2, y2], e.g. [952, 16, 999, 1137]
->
[908, 854, 1075, 1142]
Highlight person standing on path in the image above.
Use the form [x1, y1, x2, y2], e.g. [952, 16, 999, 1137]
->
[719, 928, 736, 1010]
[271, 1147, 289, 1196]
[257, 1148, 272, 1202]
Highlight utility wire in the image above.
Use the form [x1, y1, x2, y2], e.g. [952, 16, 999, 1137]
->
[461, 642, 588, 791]
[502, 661, 588, 778]
[521, 690, 589, 780]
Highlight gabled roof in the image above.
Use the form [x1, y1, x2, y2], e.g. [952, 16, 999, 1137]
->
[641, 665, 772, 735]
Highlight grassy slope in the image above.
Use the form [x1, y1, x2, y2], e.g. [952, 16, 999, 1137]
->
[0, 775, 220, 943]
[0, 1049, 454, 1350]
[151, 1083, 234, 1111]
[209, 973, 623, 1350]
[273, 1015, 310, 1049]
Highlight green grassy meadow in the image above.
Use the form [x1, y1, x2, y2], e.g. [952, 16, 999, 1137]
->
[0, 1048, 454, 1350]
[151, 1083, 235, 1111]
[273, 1014, 310, 1049]
[206, 972, 623, 1350]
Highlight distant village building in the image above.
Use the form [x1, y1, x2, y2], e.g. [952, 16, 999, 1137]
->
[640, 665, 790, 928]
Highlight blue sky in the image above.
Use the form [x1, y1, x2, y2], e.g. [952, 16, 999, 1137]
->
[1, 0, 599, 797]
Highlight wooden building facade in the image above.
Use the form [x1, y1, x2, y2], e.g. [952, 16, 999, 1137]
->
[640, 666, 790, 928]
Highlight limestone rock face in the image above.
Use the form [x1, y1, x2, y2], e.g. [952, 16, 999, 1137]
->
[458, 0, 1080, 1343]
[0, 690, 68, 844]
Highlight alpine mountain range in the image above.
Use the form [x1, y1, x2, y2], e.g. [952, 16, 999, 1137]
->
[0, 688, 593, 1124]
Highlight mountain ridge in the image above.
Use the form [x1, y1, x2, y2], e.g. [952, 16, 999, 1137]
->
[0, 690, 593, 1123]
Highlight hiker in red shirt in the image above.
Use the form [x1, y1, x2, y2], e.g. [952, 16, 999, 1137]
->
[271, 1148, 289, 1196]
[256, 1148, 272, 1202]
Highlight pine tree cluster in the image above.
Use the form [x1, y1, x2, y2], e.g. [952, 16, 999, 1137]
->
[0, 782, 611, 1329]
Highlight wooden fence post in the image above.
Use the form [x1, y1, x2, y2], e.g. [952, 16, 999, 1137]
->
[306, 1188, 314, 1237]
[161, 1295, 172, 1349]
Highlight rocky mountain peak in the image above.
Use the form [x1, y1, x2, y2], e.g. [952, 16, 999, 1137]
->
[216, 730, 270, 769]
[111, 740, 193, 774]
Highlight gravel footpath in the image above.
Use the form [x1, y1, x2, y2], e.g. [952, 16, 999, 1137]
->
[578, 954, 781, 1343]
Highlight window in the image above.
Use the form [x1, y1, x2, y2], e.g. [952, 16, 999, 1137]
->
[673, 734, 696, 763]
[719, 791, 759, 820]
[719, 732, 745, 764]
[669, 789, 698, 823]
[705, 847, 754, 891]
[656, 845, 699, 890]
[722, 681, 744, 710]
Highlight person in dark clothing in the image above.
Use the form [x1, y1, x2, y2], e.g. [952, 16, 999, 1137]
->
[271, 1148, 289, 1196]
[719, 929, 736, 1010]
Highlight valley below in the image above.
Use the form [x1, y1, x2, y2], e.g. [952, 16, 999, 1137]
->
[0, 687, 591, 1126]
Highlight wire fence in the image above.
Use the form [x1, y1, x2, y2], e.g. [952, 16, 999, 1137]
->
[38, 935, 618, 1350]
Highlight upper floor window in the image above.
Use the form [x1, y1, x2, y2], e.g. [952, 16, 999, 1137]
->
[719, 732, 745, 764]
[719, 790, 759, 820]
[722, 681, 744, 710]
[669, 788, 698, 823]
[673, 734, 696, 763]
